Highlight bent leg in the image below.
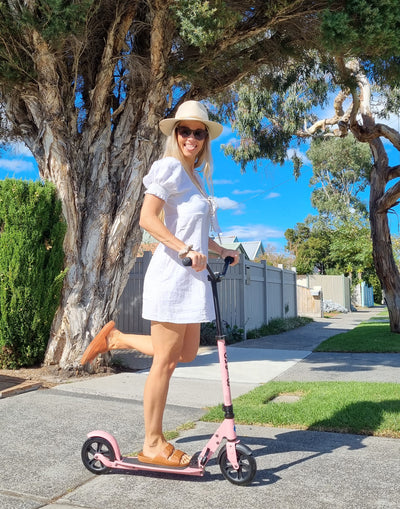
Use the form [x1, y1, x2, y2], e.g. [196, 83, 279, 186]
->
[179, 323, 200, 363]
[107, 329, 154, 356]
[108, 322, 200, 361]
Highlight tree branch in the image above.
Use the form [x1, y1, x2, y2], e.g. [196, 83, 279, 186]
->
[26, 30, 63, 118]
[387, 165, 400, 181]
[86, 3, 137, 146]
[376, 180, 400, 214]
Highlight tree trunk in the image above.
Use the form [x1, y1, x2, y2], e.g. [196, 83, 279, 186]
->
[346, 59, 400, 332]
[46, 114, 165, 367]
[6, 88, 168, 368]
[369, 139, 400, 331]
[2, 4, 175, 369]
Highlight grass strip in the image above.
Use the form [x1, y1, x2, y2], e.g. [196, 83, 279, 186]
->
[202, 381, 400, 438]
[314, 322, 400, 353]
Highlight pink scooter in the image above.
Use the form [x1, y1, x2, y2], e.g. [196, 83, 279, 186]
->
[81, 257, 257, 485]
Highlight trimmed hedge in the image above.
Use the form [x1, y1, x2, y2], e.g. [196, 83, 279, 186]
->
[0, 179, 66, 368]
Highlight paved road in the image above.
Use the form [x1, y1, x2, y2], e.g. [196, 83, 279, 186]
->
[2, 307, 400, 509]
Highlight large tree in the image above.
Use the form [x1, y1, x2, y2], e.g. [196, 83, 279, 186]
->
[1, 1, 349, 368]
[285, 217, 374, 278]
[217, 1, 400, 331]
[306, 135, 371, 221]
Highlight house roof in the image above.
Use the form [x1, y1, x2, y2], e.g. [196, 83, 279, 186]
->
[212, 239, 249, 259]
[215, 235, 238, 243]
[142, 230, 157, 243]
[240, 241, 265, 260]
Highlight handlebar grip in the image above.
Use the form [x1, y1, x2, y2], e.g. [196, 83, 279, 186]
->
[182, 256, 234, 267]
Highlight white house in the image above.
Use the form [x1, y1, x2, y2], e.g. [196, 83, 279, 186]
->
[212, 235, 265, 261]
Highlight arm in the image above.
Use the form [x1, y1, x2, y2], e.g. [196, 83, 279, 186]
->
[140, 193, 207, 272]
[208, 237, 240, 266]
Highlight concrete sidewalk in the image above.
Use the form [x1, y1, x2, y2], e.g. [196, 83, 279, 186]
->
[2, 307, 400, 509]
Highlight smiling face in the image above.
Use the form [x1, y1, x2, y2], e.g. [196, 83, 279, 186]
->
[176, 120, 207, 169]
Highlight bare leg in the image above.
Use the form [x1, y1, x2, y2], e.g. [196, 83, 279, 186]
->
[107, 323, 200, 361]
[107, 329, 154, 356]
[142, 321, 200, 461]
[179, 323, 200, 363]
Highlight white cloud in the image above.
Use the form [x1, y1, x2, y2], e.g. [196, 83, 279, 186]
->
[210, 125, 236, 144]
[225, 137, 240, 147]
[222, 224, 284, 241]
[0, 158, 36, 174]
[232, 188, 264, 195]
[215, 196, 245, 215]
[220, 125, 233, 138]
[265, 192, 280, 199]
[213, 178, 238, 185]
[0, 140, 33, 156]
[10, 142, 33, 157]
[286, 147, 311, 166]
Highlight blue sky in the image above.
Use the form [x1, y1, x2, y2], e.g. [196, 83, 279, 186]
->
[1, 116, 399, 254]
[211, 127, 316, 252]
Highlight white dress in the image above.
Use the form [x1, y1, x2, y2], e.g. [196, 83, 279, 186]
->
[142, 157, 215, 323]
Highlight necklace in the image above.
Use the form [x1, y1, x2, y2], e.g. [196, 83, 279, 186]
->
[186, 169, 221, 236]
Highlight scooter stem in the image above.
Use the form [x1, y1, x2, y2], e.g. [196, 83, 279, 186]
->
[217, 337, 233, 410]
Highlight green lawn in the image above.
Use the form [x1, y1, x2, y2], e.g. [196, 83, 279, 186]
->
[315, 322, 400, 353]
[202, 312, 400, 437]
[202, 381, 400, 438]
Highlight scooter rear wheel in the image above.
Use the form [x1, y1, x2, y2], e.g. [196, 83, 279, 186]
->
[81, 436, 115, 474]
[218, 443, 257, 486]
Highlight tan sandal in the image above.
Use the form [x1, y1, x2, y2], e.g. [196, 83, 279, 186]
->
[137, 443, 191, 468]
[80, 321, 115, 365]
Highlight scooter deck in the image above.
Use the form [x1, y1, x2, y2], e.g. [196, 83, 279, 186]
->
[122, 452, 199, 470]
[101, 451, 204, 476]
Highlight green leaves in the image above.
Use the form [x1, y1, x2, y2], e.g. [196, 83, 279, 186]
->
[307, 135, 372, 220]
[0, 0, 94, 84]
[285, 215, 374, 278]
[172, 0, 238, 50]
[13, 0, 93, 42]
[219, 57, 332, 170]
[322, 0, 400, 57]
[0, 180, 66, 368]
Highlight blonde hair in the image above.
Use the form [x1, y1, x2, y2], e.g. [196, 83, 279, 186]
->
[162, 122, 214, 194]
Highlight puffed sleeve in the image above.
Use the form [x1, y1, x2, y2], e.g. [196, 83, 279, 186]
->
[143, 157, 186, 202]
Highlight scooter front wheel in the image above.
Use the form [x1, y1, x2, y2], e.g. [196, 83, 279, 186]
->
[218, 443, 257, 486]
[81, 436, 115, 474]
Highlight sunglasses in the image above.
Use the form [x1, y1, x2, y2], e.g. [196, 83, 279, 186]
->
[175, 125, 208, 141]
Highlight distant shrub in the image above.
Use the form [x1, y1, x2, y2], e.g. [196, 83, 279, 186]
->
[0, 179, 66, 368]
[246, 316, 313, 339]
[200, 320, 244, 345]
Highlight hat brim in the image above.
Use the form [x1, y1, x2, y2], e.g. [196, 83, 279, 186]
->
[159, 117, 223, 140]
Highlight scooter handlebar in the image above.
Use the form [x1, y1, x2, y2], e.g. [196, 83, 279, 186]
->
[182, 256, 234, 270]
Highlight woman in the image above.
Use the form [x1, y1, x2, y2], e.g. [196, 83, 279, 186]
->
[80, 100, 239, 468]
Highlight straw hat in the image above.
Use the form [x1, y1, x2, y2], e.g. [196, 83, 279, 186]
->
[159, 101, 223, 140]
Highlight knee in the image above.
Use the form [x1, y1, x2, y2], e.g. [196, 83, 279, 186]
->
[179, 349, 198, 363]
[153, 357, 179, 377]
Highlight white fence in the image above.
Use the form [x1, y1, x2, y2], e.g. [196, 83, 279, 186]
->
[116, 253, 297, 338]
[297, 274, 351, 311]
[353, 281, 374, 307]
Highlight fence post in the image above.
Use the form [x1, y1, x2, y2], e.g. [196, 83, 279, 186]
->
[142, 250, 152, 272]
[239, 257, 247, 339]
[292, 268, 298, 317]
[262, 259, 268, 326]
